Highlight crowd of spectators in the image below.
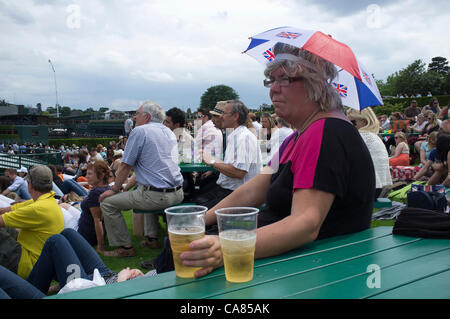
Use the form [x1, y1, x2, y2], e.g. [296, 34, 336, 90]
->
[375, 97, 450, 185]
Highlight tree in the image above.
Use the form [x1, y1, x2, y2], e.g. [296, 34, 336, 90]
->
[443, 72, 450, 95]
[200, 85, 239, 110]
[60, 106, 71, 117]
[99, 107, 109, 113]
[421, 71, 443, 95]
[428, 56, 449, 75]
[394, 59, 426, 96]
[36, 103, 42, 114]
[47, 106, 56, 114]
[375, 78, 395, 97]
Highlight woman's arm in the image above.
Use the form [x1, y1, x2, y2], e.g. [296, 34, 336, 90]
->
[419, 148, 427, 165]
[254, 188, 334, 259]
[443, 152, 450, 187]
[181, 187, 335, 277]
[90, 206, 105, 253]
[414, 160, 432, 181]
[391, 142, 405, 158]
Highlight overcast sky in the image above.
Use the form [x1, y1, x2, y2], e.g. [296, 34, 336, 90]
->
[1, 0, 449, 112]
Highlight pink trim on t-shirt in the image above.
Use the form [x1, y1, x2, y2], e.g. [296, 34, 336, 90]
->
[289, 119, 325, 190]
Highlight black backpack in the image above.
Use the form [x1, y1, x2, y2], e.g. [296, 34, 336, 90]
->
[393, 207, 450, 239]
[406, 190, 447, 212]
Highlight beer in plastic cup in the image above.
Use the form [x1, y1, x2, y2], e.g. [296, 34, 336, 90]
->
[215, 207, 258, 283]
[165, 205, 207, 278]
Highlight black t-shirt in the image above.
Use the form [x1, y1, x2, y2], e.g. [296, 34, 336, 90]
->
[77, 186, 110, 246]
[259, 118, 375, 240]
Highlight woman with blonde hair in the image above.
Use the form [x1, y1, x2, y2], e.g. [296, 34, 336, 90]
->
[413, 131, 439, 181]
[414, 110, 440, 153]
[347, 107, 392, 198]
[258, 112, 278, 142]
[389, 131, 410, 166]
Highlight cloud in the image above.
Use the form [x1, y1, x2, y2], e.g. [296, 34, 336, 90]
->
[0, 0, 449, 111]
[0, 0, 35, 25]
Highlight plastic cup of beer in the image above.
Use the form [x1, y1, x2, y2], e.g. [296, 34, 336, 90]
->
[215, 207, 259, 283]
[165, 205, 207, 278]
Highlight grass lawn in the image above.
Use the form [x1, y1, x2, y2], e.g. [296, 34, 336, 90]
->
[99, 208, 396, 275]
[100, 210, 166, 274]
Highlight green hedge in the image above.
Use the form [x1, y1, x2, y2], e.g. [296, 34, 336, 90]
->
[49, 137, 119, 149]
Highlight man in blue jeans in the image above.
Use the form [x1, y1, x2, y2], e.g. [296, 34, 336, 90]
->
[0, 229, 154, 298]
[0, 265, 44, 299]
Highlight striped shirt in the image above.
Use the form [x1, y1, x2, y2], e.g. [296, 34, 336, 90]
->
[217, 125, 262, 191]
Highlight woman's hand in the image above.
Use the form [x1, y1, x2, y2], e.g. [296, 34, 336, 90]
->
[180, 235, 223, 278]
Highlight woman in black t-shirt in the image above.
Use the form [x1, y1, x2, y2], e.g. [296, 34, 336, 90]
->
[77, 161, 111, 253]
[176, 43, 375, 278]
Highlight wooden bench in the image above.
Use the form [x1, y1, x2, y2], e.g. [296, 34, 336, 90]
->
[133, 202, 197, 214]
[374, 198, 392, 208]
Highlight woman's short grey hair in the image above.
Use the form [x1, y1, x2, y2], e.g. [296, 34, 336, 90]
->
[227, 100, 249, 126]
[264, 42, 343, 112]
[27, 165, 53, 193]
[141, 101, 165, 123]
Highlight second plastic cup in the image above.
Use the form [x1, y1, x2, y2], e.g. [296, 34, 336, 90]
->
[165, 205, 207, 278]
[215, 207, 259, 283]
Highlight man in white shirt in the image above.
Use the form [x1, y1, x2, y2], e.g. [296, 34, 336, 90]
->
[193, 108, 223, 163]
[269, 116, 294, 159]
[164, 107, 195, 200]
[89, 148, 104, 162]
[164, 107, 194, 163]
[194, 100, 262, 208]
[249, 112, 262, 137]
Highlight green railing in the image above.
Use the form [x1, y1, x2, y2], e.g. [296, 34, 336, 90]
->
[0, 151, 63, 171]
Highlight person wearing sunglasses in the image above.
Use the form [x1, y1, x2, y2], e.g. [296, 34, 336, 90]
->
[389, 132, 410, 166]
[421, 97, 441, 115]
[414, 110, 440, 154]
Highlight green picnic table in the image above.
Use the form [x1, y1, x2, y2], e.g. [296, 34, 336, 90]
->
[380, 132, 420, 138]
[46, 226, 450, 299]
[179, 163, 216, 173]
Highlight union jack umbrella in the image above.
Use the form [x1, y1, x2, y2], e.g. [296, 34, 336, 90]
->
[243, 26, 383, 111]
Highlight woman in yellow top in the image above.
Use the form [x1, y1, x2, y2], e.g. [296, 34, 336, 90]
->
[0, 165, 64, 279]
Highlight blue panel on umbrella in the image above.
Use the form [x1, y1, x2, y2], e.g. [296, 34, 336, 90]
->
[245, 38, 270, 52]
[354, 78, 383, 109]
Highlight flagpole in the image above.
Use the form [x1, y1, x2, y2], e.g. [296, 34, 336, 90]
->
[48, 59, 59, 118]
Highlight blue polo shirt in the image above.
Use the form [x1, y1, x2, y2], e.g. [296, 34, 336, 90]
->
[8, 176, 32, 200]
[122, 122, 183, 188]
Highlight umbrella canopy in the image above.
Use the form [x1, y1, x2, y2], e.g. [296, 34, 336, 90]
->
[243, 26, 383, 111]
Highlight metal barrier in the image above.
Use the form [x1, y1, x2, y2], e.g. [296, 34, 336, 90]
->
[0, 151, 63, 171]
